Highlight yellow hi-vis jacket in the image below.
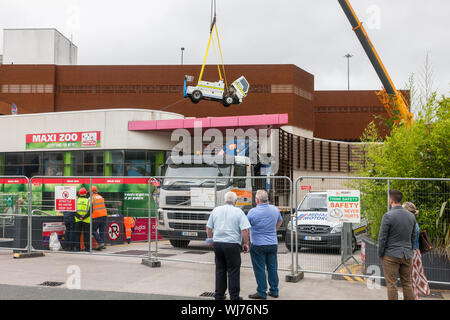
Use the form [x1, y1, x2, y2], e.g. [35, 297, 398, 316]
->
[75, 196, 90, 223]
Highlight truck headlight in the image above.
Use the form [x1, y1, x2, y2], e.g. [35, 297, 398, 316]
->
[330, 225, 343, 234]
[158, 209, 164, 225]
[287, 221, 296, 232]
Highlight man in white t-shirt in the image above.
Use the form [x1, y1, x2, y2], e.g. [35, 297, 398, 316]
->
[206, 191, 251, 301]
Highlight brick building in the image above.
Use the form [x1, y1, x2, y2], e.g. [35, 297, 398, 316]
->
[0, 63, 396, 142]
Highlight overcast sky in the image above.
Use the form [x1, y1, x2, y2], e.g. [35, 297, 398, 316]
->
[0, 0, 449, 95]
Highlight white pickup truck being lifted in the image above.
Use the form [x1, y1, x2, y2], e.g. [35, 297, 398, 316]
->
[184, 75, 250, 107]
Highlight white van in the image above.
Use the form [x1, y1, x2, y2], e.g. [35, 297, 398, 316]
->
[285, 192, 368, 252]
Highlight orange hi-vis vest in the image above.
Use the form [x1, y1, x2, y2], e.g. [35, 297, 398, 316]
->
[92, 193, 107, 219]
[124, 217, 136, 240]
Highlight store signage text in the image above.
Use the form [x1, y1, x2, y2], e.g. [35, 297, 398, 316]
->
[26, 131, 101, 149]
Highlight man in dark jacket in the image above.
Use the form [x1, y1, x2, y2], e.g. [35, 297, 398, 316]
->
[378, 189, 417, 300]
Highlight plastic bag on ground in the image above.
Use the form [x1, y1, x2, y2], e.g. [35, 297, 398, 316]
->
[49, 232, 62, 251]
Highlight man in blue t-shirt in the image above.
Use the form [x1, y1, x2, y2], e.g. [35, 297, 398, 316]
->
[247, 190, 283, 299]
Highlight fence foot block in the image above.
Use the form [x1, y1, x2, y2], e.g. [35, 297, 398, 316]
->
[13, 252, 45, 259]
[141, 258, 161, 268]
[285, 272, 304, 283]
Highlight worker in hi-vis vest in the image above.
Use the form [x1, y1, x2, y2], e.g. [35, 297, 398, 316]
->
[123, 216, 136, 244]
[74, 187, 91, 252]
[91, 185, 108, 250]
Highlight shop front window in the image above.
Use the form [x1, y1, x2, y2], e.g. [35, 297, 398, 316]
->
[44, 152, 63, 176]
[24, 153, 42, 177]
[125, 151, 148, 176]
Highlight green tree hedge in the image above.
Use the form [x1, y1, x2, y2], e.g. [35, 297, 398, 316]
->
[353, 94, 449, 257]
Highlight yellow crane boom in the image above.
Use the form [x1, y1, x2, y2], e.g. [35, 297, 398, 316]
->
[338, 0, 414, 126]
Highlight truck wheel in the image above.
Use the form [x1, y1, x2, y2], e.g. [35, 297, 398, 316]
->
[352, 235, 357, 253]
[169, 239, 190, 248]
[191, 90, 202, 103]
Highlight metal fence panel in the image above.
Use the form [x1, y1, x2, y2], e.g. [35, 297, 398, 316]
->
[28, 176, 160, 260]
[0, 176, 30, 252]
[150, 176, 295, 272]
[294, 176, 450, 288]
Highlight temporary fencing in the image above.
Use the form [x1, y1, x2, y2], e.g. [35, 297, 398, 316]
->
[3, 174, 449, 288]
[149, 175, 295, 272]
[27, 176, 159, 261]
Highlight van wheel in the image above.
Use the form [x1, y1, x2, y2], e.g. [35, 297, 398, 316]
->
[170, 240, 190, 248]
[191, 90, 202, 103]
[223, 95, 234, 107]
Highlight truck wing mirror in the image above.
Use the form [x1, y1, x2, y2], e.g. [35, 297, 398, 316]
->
[157, 165, 164, 177]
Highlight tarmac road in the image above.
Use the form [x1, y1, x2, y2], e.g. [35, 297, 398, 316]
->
[0, 284, 197, 300]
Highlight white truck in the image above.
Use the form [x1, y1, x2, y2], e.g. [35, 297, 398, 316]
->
[157, 155, 291, 248]
[183, 75, 250, 107]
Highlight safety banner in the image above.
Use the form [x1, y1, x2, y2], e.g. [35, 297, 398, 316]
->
[25, 131, 101, 150]
[327, 190, 361, 223]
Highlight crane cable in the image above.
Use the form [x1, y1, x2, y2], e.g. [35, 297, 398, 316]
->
[197, 0, 228, 89]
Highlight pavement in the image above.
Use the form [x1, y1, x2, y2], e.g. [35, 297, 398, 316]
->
[0, 241, 448, 300]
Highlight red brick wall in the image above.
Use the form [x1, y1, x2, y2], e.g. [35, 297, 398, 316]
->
[0, 65, 56, 114]
[314, 90, 391, 141]
[0, 64, 406, 141]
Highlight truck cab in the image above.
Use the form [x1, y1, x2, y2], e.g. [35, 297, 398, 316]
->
[157, 155, 255, 248]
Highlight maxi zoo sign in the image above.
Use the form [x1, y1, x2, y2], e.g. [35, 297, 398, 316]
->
[26, 131, 101, 150]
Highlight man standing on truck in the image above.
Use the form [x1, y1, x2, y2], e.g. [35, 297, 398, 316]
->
[247, 190, 283, 300]
[206, 191, 251, 301]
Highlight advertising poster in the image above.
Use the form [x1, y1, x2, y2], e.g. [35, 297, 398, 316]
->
[55, 186, 77, 212]
[131, 218, 163, 242]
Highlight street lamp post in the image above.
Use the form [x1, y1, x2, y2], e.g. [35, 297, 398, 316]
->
[344, 53, 353, 90]
[181, 47, 185, 65]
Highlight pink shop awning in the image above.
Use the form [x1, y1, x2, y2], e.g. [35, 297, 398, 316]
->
[128, 113, 289, 131]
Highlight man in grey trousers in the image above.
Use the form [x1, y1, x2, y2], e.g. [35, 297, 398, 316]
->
[378, 189, 417, 300]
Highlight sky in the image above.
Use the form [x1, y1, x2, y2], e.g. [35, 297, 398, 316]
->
[0, 0, 449, 95]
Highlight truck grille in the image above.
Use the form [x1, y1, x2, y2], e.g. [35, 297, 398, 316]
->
[166, 196, 190, 205]
[298, 225, 331, 234]
[167, 212, 210, 221]
[169, 223, 206, 231]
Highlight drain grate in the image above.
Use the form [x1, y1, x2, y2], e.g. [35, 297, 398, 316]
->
[200, 292, 216, 297]
[39, 281, 64, 287]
